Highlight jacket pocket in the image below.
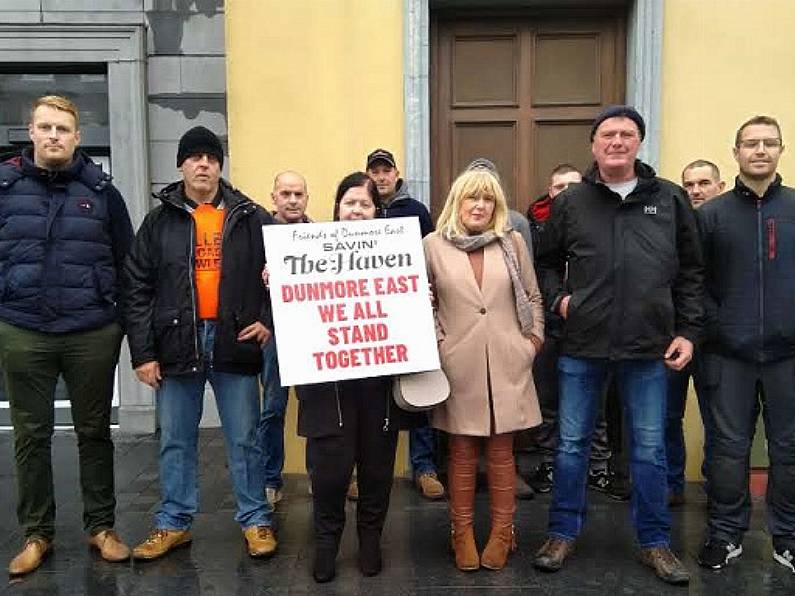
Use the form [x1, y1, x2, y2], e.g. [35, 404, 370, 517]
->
[215, 313, 261, 367]
[153, 307, 190, 364]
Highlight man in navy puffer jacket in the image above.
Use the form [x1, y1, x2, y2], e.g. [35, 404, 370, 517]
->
[0, 96, 134, 576]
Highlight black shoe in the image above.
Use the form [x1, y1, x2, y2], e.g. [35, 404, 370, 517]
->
[697, 539, 743, 569]
[515, 471, 535, 500]
[358, 532, 382, 577]
[527, 462, 554, 494]
[773, 545, 795, 574]
[313, 547, 337, 583]
[588, 468, 630, 501]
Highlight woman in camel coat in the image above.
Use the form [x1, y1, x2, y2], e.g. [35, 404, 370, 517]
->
[424, 166, 544, 572]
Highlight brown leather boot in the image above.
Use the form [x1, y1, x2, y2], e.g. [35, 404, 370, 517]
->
[450, 526, 479, 571]
[8, 537, 52, 576]
[88, 529, 131, 562]
[448, 435, 479, 571]
[481, 433, 517, 570]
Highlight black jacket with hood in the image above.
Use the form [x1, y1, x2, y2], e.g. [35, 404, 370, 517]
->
[383, 179, 434, 238]
[536, 160, 704, 360]
[697, 175, 795, 363]
[123, 179, 273, 376]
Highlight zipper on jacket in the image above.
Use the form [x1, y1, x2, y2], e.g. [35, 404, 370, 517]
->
[188, 217, 200, 368]
[757, 199, 765, 354]
[383, 388, 391, 432]
[211, 201, 246, 360]
[334, 383, 343, 428]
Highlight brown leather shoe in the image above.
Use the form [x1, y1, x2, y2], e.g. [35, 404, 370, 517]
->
[417, 472, 445, 500]
[346, 479, 359, 501]
[132, 529, 192, 560]
[639, 546, 690, 585]
[243, 525, 277, 558]
[89, 530, 131, 562]
[8, 537, 53, 576]
[481, 525, 517, 570]
[533, 537, 575, 572]
[668, 492, 686, 507]
[450, 527, 479, 571]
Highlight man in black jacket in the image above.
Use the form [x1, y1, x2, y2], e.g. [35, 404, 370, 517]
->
[123, 126, 276, 561]
[533, 106, 703, 585]
[696, 115, 795, 573]
[0, 95, 134, 575]
[366, 148, 444, 500]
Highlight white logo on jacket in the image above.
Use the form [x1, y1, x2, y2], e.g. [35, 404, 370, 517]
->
[644, 205, 657, 215]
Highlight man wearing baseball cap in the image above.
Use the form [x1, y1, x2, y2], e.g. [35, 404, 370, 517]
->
[365, 148, 443, 500]
[123, 126, 277, 561]
[533, 106, 704, 585]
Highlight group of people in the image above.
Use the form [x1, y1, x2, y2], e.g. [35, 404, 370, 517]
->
[1, 95, 793, 589]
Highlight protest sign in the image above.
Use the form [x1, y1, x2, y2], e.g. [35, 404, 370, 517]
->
[262, 217, 440, 386]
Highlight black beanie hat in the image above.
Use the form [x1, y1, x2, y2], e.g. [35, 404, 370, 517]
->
[177, 126, 224, 168]
[590, 105, 646, 141]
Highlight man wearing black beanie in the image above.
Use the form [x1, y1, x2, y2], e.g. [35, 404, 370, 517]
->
[123, 126, 278, 561]
[533, 106, 703, 585]
[177, 126, 225, 169]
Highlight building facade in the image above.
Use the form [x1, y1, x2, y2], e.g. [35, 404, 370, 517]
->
[2, 0, 792, 477]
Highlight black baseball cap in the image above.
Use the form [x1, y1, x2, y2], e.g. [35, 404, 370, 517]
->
[366, 148, 396, 170]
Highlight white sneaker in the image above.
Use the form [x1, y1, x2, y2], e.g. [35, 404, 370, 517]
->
[265, 487, 283, 506]
[773, 548, 795, 573]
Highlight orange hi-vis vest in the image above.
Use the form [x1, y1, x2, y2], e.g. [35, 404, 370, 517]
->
[192, 203, 225, 319]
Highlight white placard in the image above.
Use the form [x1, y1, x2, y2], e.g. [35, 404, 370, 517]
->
[263, 217, 440, 386]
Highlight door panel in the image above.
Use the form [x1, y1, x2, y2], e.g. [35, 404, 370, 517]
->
[432, 11, 626, 216]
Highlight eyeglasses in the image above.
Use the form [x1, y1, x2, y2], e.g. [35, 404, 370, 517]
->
[737, 138, 783, 150]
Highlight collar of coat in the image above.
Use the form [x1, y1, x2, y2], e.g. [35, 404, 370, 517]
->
[583, 159, 659, 199]
[732, 173, 783, 202]
[155, 178, 251, 212]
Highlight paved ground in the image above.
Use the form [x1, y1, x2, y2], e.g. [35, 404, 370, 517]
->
[1, 430, 793, 595]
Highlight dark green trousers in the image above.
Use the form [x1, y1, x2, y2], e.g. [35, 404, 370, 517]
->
[0, 320, 123, 539]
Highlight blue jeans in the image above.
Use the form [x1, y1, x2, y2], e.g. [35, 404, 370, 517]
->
[155, 320, 272, 530]
[548, 356, 670, 547]
[257, 336, 289, 490]
[409, 424, 437, 476]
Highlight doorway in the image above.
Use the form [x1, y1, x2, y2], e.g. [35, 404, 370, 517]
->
[431, 10, 626, 215]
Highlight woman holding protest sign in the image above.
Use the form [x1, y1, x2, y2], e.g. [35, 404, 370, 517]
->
[295, 172, 423, 584]
[424, 167, 544, 571]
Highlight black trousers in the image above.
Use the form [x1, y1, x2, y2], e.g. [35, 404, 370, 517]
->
[701, 353, 795, 549]
[306, 390, 399, 551]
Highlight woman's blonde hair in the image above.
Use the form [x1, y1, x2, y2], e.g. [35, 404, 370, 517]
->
[436, 168, 509, 238]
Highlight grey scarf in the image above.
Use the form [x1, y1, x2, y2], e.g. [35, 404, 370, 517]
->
[448, 230, 535, 337]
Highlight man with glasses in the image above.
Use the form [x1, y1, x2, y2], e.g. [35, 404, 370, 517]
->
[533, 105, 703, 585]
[696, 115, 795, 573]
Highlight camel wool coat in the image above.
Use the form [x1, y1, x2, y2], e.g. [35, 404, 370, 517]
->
[424, 231, 544, 436]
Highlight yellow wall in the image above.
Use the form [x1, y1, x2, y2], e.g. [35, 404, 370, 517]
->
[225, 0, 408, 474]
[660, 0, 795, 479]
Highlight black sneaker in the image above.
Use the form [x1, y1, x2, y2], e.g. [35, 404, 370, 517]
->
[697, 539, 743, 569]
[588, 468, 630, 501]
[527, 462, 554, 493]
[773, 546, 795, 574]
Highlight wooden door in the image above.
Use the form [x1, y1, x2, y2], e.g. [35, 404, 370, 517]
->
[431, 11, 626, 216]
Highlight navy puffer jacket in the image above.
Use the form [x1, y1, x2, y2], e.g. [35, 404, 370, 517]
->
[0, 149, 133, 333]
